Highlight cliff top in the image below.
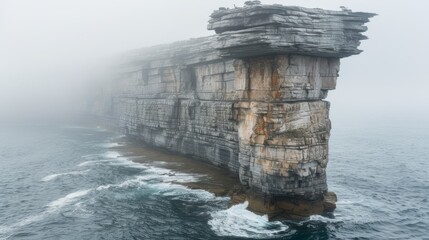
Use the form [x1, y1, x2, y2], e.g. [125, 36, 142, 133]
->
[117, 2, 375, 71]
[208, 2, 376, 58]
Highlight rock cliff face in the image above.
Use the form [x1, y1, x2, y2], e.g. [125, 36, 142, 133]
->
[88, 2, 374, 218]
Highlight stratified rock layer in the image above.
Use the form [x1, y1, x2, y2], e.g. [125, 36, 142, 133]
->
[209, 4, 376, 58]
[87, 3, 374, 218]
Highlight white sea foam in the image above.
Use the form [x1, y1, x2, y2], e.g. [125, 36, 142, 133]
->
[81, 150, 121, 160]
[110, 134, 126, 141]
[94, 164, 221, 203]
[98, 142, 123, 148]
[155, 183, 226, 202]
[108, 158, 148, 169]
[102, 151, 121, 158]
[152, 167, 201, 183]
[0, 225, 12, 236]
[145, 167, 201, 183]
[95, 126, 107, 132]
[145, 166, 170, 175]
[47, 189, 91, 211]
[78, 151, 124, 166]
[78, 157, 148, 170]
[151, 160, 167, 165]
[0, 189, 91, 238]
[81, 153, 97, 160]
[95, 170, 196, 191]
[77, 160, 113, 167]
[96, 176, 228, 204]
[96, 176, 150, 190]
[0, 213, 47, 238]
[208, 201, 289, 239]
[0, 189, 91, 237]
[41, 170, 89, 182]
[336, 200, 356, 205]
[10, 214, 46, 228]
[307, 215, 342, 223]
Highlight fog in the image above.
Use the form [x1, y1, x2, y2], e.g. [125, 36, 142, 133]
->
[1, 0, 428, 126]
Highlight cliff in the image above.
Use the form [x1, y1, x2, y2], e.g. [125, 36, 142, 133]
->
[87, 1, 375, 218]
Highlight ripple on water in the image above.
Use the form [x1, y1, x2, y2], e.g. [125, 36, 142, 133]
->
[2, 125, 429, 239]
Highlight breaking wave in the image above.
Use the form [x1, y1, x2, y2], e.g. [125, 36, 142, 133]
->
[77, 151, 147, 169]
[77, 160, 114, 167]
[101, 151, 121, 159]
[96, 167, 201, 192]
[209, 201, 290, 239]
[98, 142, 123, 148]
[0, 189, 92, 237]
[41, 170, 90, 181]
[47, 189, 92, 211]
[306, 214, 343, 223]
[0, 214, 46, 238]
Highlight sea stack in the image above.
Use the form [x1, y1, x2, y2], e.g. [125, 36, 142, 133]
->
[87, 2, 375, 219]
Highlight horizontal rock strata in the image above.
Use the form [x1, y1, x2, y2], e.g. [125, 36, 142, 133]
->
[208, 4, 376, 58]
[86, 2, 374, 218]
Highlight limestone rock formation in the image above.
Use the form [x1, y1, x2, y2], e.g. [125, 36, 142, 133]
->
[86, 3, 374, 218]
[208, 4, 376, 58]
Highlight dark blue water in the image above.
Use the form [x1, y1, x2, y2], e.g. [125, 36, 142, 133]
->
[0, 124, 428, 239]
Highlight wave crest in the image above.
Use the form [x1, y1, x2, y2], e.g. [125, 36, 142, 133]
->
[47, 189, 91, 211]
[208, 201, 289, 239]
[41, 170, 89, 181]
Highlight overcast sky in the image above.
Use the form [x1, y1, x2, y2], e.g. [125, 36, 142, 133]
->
[0, 0, 428, 126]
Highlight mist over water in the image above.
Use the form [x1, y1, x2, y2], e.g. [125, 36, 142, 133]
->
[0, 0, 428, 125]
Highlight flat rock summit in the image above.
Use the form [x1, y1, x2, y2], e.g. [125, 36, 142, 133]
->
[86, 1, 375, 219]
[209, 2, 375, 58]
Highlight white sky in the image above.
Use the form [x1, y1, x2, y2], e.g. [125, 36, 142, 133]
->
[0, 0, 428, 125]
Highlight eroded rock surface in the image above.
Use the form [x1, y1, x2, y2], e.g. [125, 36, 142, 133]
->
[209, 3, 376, 58]
[86, 2, 374, 218]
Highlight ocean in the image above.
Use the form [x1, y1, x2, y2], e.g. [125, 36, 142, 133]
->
[0, 123, 428, 239]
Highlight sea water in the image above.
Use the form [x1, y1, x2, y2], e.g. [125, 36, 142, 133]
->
[0, 123, 427, 239]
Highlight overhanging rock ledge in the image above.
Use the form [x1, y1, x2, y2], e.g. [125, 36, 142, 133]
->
[86, 2, 375, 219]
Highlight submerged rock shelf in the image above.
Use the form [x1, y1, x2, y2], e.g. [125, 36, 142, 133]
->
[87, 2, 374, 219]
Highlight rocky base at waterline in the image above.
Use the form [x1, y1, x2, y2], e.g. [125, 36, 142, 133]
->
[113, 136, 337, 220]
[242, 191, 337, 220]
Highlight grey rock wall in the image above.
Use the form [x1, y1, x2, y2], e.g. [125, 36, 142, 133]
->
[87, 2, 374, 215]
[208, 4, 376, 58]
